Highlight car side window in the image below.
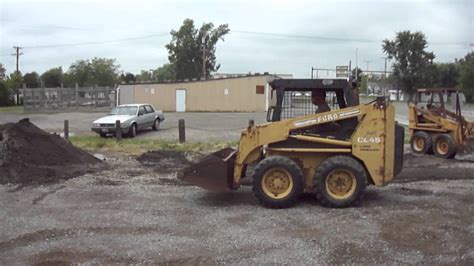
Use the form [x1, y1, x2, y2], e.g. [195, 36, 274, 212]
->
[138, 106, 146, 115]
[145, 105, 154, 113]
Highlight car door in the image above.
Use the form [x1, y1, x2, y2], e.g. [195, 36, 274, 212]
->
[144, 105, 155, 126]
[137, 106, 147, 129]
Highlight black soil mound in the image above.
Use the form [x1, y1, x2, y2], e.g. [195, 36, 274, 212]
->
[0, 118, 105, 185]
[137, 150, 199, 173]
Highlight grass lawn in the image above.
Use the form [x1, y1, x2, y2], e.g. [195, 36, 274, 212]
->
[70, 135, 238, 155]
[0, 106, 26, 114]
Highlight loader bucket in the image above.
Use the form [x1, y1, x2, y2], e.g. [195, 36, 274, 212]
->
[456, 137, 474, 162]
[178, 147, 237, 192]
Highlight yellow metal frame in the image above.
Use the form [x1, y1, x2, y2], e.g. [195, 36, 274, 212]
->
[233, 101, 397, 189]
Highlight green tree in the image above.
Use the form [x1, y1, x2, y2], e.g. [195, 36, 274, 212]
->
[153, 63, 176, 82]
[90, 58, 120, 86]
[120, 72, 136, 84]
[351, 67, 364, 82]
[23, 72, 41, 88]
[67, 58, 120, 86]
[136, 70, 153, 82]
[67, 60, 91, 86]
[382, 31, 435, 101]
[136, 64, 176, 83]
[458, 52, 474, 102]
[41, 67, 64, 87]
[421, 63, 459, 88]
[0, 63, 6, 81]
[166, 18, 230, 80]
[0, 81, 14, 106]
[5, 72, 23, 105]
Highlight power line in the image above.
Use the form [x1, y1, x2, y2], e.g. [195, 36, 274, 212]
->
[233, 30, 377, 43]
[233, 30, 471, 47]
[22, 32, 169, 49]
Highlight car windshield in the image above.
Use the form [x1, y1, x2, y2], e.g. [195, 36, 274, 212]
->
[109, 106, 138, 116]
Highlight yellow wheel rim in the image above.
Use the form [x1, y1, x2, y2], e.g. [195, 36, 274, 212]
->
[413, 137, 425, 152]
[436, 139, 449, 155]
[325, 169, 357, 200]
[261, 167, 293, 199]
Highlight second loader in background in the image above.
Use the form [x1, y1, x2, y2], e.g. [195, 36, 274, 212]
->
[408, 88, 474, 159]
[179, 79, 405, 208]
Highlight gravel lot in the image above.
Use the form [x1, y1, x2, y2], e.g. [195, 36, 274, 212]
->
[1, 151, 473, 264]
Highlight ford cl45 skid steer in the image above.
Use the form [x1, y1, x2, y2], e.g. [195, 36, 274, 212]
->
[179, 79, 404, 208]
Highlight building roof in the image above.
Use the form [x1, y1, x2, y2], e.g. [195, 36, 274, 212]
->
[120, 73, 282, 86]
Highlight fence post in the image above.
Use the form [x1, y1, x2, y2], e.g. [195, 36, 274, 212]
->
[75, 83, 79, 109]
[22, 83, 26, 108]
[178, 119, 186, 143]
[40, 81, 45, 108]
[115, 120, 122, 141]
[64, 120, 69, 140]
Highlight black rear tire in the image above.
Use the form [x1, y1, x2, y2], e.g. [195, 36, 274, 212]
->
[314, 155, 368, 208]
[252, 156, 304, 209]
[433, 134, 456, 159]
[410, 131, 433, 155]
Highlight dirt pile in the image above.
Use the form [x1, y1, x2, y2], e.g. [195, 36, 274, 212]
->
[0, 118, 105, 185]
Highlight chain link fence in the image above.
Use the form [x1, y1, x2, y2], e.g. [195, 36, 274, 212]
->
[22, 85, 116, 111]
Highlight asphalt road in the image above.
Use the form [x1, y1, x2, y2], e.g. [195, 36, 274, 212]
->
[1, 102, 473, 142]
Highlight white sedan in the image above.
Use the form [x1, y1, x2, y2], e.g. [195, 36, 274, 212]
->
[92, 104, 165, 138]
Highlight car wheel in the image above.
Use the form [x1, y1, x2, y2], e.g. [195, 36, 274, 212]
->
[152, 119, 160, 131]
[99, 133, 107, 138]
[128, 123, 137, 138]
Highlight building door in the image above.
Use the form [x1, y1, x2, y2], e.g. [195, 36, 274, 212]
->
[176, 89, 186, 112]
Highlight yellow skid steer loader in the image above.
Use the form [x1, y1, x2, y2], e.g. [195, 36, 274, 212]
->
[408, 88, 474, 159]
[179, 79, 404, 208]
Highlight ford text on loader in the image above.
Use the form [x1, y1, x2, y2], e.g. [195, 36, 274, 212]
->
[179, 79, 404, 208]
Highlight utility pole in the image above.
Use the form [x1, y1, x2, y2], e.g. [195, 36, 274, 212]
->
[11, 46, 23, 104]
[201, 32, 209, 79]
[364, 60, 371, 73]
[355, 48, 358, 79]
[381, 57, 389, 77]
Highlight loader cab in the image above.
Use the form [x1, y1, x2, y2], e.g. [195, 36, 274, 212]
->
[414, 88, 463, 121]
[267, 78, 359, 122]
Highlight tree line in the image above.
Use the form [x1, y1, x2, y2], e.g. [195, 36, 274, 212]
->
[0, 18, 229, 106]
[0, 21, 473, 106]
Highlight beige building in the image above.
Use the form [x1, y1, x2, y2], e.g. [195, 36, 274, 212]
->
[118, 74, 289, 112]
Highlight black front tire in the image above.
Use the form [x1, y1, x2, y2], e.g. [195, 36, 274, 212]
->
[314, 155, 368, 208]
[252, 156, 304, 209]
[99, 133, 107, 138]
[152, 119, 160, 131]
[128, 124, 137, 138]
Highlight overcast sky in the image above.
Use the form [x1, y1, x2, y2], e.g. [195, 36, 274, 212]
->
[0, 0, 472, 77]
